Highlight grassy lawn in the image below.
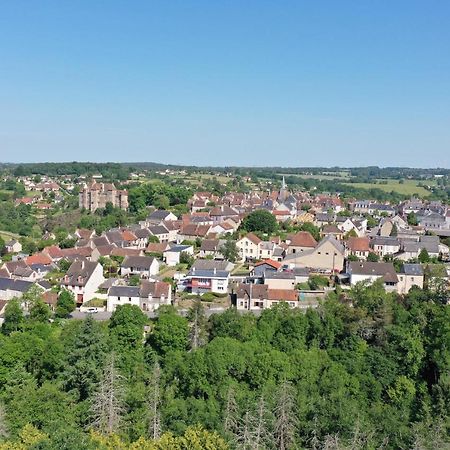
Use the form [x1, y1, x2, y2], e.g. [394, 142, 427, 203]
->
[343, 179, 431, 197]
[0, 230, 21, 241]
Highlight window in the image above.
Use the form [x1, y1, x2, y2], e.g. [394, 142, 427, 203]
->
[118, 296, 121, 301]
[129, 297, 132, 302]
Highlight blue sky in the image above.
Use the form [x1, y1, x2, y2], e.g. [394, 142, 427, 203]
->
[1, 1, 449, 167]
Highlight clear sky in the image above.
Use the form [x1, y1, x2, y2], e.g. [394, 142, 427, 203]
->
[1, 1, 449, 167]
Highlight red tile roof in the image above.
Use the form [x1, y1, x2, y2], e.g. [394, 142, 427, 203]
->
[289, 231, 317, 248]
[255, 259, 282, 269]
[267, 289, 298, 302]
[25, 253, 53, 266]
[347, 237, 370, 252]
[245, 232, 262, 245]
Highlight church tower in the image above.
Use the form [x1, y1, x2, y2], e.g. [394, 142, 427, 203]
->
[279, 176, 288, 202]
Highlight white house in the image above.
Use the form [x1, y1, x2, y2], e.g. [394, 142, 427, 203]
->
[120, 256, 160, 278]
[347, 261, 398, 292]
[182, 266, 230, 294]
[5, 240, 22, 254]
[236, 233, 262, 262]
[163, 245, 194, 267]
[107, 280, 172, 312]
[60, 259, 104, 304]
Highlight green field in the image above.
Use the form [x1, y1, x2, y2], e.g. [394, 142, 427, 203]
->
[343, 179, 431, 197]
[0, 230, 20, 241]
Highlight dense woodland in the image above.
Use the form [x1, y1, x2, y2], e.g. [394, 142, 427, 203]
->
[0, 283, 447, 449]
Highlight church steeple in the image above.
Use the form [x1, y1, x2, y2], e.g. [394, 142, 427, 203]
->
[279, 176, 288, 202]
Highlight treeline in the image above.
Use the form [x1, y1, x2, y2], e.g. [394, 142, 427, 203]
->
[0, 282, 448, 449]
[0, 203, 36, 236]
[4, 162, 449, 180]
[128, 182, 192, 214]
[9, 163, 135, 181]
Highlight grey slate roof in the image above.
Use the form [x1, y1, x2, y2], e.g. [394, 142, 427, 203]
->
[0, 277, 32, 293]
[148, 210, 172, 221]
[108, 286, 140, 298]
[122, 256, 156, 269]
[401, 264, 424, 276]
[187, 269, 229, 278]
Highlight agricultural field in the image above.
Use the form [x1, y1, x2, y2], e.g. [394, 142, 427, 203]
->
[343, 179, 431, 196]
[278, 171, 351, 180]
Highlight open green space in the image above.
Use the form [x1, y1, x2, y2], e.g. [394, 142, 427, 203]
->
[343, 179, 431, 196]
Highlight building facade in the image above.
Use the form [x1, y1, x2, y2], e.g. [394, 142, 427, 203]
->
[79, 181, 128, 212]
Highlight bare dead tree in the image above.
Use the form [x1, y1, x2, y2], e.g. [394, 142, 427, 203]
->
[274, 381, 298, 450]
[223, 385, 240, 441]
[308, 416, 321, 450]
[90, 353, 124, 435]
[235, 410, 253, 450]
[0, 403, 8, 439]
[147, 361, 162, 440]
[249, 395, 274, 450]
[188, 299, 207, 350]
[411, 420, 449, 450]
[322, 434, 342, 450]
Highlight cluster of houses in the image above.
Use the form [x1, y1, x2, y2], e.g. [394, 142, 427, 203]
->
[1, 178, 449, 317]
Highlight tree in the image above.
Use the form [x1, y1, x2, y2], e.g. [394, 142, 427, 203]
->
[154, 194, 170, 210]
[90, 353, 124, 435]
[273, 381, 298, 450]
[223, 386, 239, 440]
[2, 299, 24, 335]
[367, 252, 380, 262]
[109, 304, 147, 348]
[220, 240, 239, 263]
[187, 300, 207, 350]
[0, 403, 9, 440]
[407, 212, 419, 226]
[64, 316, 108, 401]
[180, 251, 194, 268]
[128, 274, 141, 286]
[29, 299, 51, 323]
[242, 210, 278, 235]
[147, 361, 162, 440]
[55, 290, 76, 318]
[147, 307, 189, 356]
[418, 248, 430, 263]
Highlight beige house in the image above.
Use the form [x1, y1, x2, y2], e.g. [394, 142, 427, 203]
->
[283, 236, 345, 272]
[397, 263, 424, 294]
[234, 283, 299, 311]
[236, 233, 262, 262]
